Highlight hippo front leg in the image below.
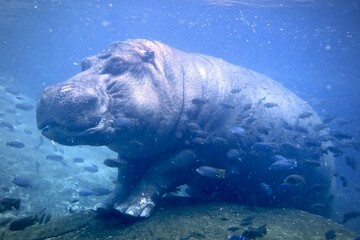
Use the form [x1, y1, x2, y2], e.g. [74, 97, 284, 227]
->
[115, 149, 196, 218]
[93, 159, 148, 215]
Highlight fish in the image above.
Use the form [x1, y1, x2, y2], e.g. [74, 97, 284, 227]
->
[196, 166, 226, 179]
[78, 189, 94, 196]
[73, 157, 85, 163]
[252, 142, 278, 153]
[191, 97, 208, 106]
[9, 214, 38, 231]
[345, 156, 357, 170]
[269, 159, 297, 171]
[230, 88, 241, 94]
[259, 182, 273, 195]
[103, 157, 127, 168]
[272, 154, 288, 162]
[228, 234, 248, 240]
[84, 164, 99, 173]
[113, 117, 138, 128]
[186, 122, 201, 133]
[239, 216, 254, 226]
[325, 230, 336, 240]
[242, 224, 267, 239]
[11, 176, 32, 188]
[230, 126, 246, 136]
[341, 211, 360, 223]
[6, 140, 25, 148]
[322, 115, 336, 124]
[46, 154, 64, 161]
[46, 154, 67, 166]
[303, 159, 321, 167]
[91, 187, 111, 196]
[313, 123, 327, 131]
[263, 102, 278, 108]
[284, 174, 305, 186]
[227, 226, 241, 232]
[281, 120, 295, 131]
[257, 126, 269, 135]
[0, 198, 21, 213]
[0, 120, 15, 131]
[226, 149, 241, 160]
[340, 176, 347, 187]
[242, 103, 252, 111]
[331, 131, 352, 140]
[15, 102, 34, 111]
[220, 102, 235, 109]
[298, 112, 313, 119]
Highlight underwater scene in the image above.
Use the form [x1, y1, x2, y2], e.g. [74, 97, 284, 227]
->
[0, 0, 359, 239]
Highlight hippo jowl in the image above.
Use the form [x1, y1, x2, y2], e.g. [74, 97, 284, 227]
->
[36, 39, 334, 218]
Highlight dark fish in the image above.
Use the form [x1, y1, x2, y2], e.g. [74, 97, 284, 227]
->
[0, 198, 21, 213]
[78, 189, 94, 196]
[73, 157, 85, 163]
[331, 131, 352, 140]
[313, 123, 327, 131]
[298, 112, 313, 119]
[220, 102, 235, 109]
[196, 166, 226, 179]
[281, 121, 294, 131]
[84, 164, 99, 173]
[9, 214, 38, 231]
[252, 142, 278, 153]
[91, 187, 111, 196]
[15, 102, 34, 111]
[259, 182, 273, 195]
[284, 174, 305, 185]
[345, 156, 357, 170]
[46, 154, 67, 166]
[103, 158, 126, 168]
[325, 230, 336, 240]
[227, 226, 241, 232]
[239, 216, 254, 226]
[324, 146, 343, 156]
[272, 155, 287, 162]
[269, 159, 297, 171]
[322, 115, 336, 124]
[191, 98, 208, 106]
[228, 234, 248, 240]
[46, 154, 64, 161]
[340, 176, 347, 187]
[257, 126, 269, 135]
[242, 224, 267, 239]
[6, 140, 25, 148]
[11, 176, 32, 188]
[113, 117, 138, 128]
[230, 88, 241, 94]
[0, 120, 15, 131]
[242, 103, 252, 111]
[263, 102, 278, 108]
[341, 211, 360, 223]
[303, 159, 321, 167]
[226, 149, 241, 160]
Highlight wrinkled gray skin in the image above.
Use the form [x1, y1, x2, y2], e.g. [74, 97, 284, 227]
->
[37, 39, 334, 218]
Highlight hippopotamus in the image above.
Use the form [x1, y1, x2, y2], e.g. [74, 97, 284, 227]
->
[36, 39, 335, 218]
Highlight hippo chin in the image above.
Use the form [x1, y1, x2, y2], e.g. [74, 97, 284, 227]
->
[36, 39, 334, 218]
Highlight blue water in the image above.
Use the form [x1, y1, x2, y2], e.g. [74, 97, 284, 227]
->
[0, 0, 359, 235]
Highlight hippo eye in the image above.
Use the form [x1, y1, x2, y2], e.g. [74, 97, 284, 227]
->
[140, 50, 155, 62]
[101, 57, 128, 75]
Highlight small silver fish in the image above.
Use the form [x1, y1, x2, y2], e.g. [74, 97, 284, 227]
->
[196, 166, 226, 179]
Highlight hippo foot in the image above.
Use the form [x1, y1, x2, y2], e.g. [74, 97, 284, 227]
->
[114, 196, 156, 218]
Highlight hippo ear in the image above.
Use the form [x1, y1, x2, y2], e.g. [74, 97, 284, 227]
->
[140, 50, 155, 63]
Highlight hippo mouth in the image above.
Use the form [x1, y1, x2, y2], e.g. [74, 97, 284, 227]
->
[38, 114, 115, 146]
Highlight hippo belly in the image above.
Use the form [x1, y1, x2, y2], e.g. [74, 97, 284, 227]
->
[36, 39, 334, 218]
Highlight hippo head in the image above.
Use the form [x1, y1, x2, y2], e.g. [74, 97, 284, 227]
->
[36, 39, 183, 154]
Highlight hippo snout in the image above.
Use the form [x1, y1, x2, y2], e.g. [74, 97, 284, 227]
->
[36, 84, 104, 133]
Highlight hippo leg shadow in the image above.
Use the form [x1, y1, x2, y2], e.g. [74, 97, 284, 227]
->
[114, 149, 197, 218]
